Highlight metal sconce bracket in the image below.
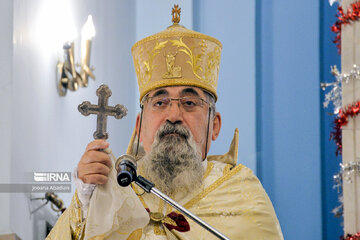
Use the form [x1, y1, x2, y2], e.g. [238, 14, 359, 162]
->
[56, 15, 96, 96]
[56, 42, 95, 96]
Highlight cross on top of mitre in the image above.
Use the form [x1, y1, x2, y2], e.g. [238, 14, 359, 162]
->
[78, 84, 127, 140]
[172, 4, 181, 24]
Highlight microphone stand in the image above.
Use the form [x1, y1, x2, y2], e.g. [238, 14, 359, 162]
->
[135, 175, 230, 240]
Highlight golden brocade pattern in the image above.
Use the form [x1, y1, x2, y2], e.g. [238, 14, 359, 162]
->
[205, 46, 221, 87]
[170, 37, 203, 79]
[130, 160, 282, 239]
[47, 126, 283, 239]
[133, 47, 143, 88]
[131, 31, 222, 51]
[47, 160, 283, 240]
[137, 40, 169, 87]
[71, 190, 86, 239]
[132, 23, 222, 101]
[144, 41, 168, 83]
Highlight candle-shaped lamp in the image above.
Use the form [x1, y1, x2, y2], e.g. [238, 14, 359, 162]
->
[80, 15, 96, 86]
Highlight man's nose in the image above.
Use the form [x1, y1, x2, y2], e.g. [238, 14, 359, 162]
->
[166, 100, 183, 124]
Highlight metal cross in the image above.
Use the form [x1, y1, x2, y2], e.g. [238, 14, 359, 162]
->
[78, 84, 128, 140]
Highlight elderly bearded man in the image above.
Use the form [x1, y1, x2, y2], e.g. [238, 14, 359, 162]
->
[47, 6, 283, 240]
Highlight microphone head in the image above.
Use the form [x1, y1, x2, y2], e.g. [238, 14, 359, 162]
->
[115, 154, 137, 187]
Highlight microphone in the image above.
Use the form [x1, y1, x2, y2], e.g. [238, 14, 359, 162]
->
[115, 154, 137, 187]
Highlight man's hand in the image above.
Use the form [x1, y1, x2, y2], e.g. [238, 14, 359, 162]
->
[77, 140, 112, 184]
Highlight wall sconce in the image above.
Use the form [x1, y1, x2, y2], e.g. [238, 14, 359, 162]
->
[57, 15, 96, 96]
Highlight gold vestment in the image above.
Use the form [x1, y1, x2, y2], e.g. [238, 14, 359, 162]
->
[47, 130, 283, 240]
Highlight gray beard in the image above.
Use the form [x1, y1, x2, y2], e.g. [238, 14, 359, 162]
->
[139, 122, 205, 195]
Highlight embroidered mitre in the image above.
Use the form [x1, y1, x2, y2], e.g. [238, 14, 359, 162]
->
[132, 5, 222, 101]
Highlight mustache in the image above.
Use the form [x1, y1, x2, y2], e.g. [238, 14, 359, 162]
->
[157, 122, 190, 140]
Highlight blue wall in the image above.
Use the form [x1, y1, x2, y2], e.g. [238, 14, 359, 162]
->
[257, 0, 323, 239]
[193, 0, 257, 171]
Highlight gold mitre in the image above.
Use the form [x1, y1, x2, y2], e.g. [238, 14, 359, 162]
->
[132, 4, 222, 102]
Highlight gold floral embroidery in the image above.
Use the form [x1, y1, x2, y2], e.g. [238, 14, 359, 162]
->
[70, 190, 86, 240]
[170, 37, 204, 79]
[131, 32, 222, 51]
[205, 46, 221, 86]
[135, 41, 168, 88]
[199, 39, 207, 54]
[133, 47, 143, 85]
[143, 40, 168, 84]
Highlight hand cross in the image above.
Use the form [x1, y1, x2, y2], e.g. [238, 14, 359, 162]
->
[78, 84, 127, 139]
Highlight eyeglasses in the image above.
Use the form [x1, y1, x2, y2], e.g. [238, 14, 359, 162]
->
[142, 96, 211, 112]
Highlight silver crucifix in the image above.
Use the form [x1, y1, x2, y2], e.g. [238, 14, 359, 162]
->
[78, 84, 128, 139]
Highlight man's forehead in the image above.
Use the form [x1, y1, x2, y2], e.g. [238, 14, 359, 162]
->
[149, 86, 205, 97]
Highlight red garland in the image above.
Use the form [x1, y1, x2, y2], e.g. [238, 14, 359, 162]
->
[340, 232, 360, 240]
[331, 1, 360, 53]
[331, 100, 360, 156]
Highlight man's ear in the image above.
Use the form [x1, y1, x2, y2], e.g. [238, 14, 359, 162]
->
[211, 112, 221, 141]
[135, 113, 141, 141]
